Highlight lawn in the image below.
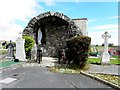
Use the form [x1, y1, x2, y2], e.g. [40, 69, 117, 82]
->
[87, 56, 120, 65]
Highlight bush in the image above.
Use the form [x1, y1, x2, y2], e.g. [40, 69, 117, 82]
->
[66, 36, 91, 69]
[23, 36, 35, 59]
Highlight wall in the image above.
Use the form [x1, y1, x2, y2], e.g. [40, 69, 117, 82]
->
[72, 19, 87, 36]
[42, 25, 70, 57]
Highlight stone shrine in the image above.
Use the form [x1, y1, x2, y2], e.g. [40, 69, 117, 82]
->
[23, 11, 87, 57]
[16, 32, 26, 61]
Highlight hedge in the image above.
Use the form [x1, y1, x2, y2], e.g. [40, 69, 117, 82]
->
[23, 36, 35, 59]
[66, 36, 91, 69]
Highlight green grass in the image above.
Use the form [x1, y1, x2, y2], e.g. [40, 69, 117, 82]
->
[87, 56, 120, 65]
[0, 60, 22, 68]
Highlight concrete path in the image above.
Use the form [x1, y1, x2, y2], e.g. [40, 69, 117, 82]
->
[0, 57, 119, 89]
[1, 66, 114, 89]
[85, 64, 120, 76]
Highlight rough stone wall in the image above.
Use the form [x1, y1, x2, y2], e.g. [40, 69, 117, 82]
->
[42, 25, 70, 57]
[23, 11, 83, 37]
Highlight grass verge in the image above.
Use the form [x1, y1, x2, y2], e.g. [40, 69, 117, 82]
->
[49, 64, 89, 74]
[87, 56, 120, 65]
[90, 73, 120, 86]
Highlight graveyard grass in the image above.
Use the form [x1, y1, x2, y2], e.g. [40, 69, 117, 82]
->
[87, 56, 120, 65]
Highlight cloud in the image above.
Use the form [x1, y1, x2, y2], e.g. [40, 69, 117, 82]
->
[88, 31, 118, 46]
[39, 0, 56, 6]
[89, 24, 117, 31]
[0, 0, 43, 41]
[0, 0, 43, 23]
[88, 24, 118, 45]
[0, 23, 23, 41]
[39, 0, 119, 2]
[107, 16, 120, 20]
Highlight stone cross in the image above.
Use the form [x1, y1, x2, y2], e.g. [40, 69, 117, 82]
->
[101, 31, 111, 64]
[18, 32, 22, 39]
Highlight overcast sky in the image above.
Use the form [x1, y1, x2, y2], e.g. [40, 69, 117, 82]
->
[0, 0, 119, 45]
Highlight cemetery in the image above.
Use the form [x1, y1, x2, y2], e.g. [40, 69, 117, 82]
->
[0, 11, 119, 89]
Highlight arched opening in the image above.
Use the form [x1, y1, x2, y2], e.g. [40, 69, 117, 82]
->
[23, 11, 83, 57]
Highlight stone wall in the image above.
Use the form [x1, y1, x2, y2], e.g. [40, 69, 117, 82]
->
[42, 25, 70, 57]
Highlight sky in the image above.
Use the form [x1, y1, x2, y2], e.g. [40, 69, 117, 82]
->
[0, 0, 119, 45]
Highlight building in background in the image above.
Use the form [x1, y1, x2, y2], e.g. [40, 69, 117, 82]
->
[72, 18, 88, 36]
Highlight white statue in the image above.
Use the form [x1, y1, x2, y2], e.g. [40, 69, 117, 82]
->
[38, 28, 42, 45]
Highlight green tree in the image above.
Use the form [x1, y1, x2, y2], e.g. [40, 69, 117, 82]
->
[23, 36, 35, 59]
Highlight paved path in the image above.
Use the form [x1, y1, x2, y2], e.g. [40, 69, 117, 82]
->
[85, 64, 120, 76]
[1, 66, 114, 89]
[0, 57, 119, 89]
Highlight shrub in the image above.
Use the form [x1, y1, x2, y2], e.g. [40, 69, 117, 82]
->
[23, 36, 35, 59]
[66, 36, 91, 69]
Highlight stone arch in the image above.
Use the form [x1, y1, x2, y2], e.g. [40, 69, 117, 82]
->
[23, 11, 82, 36]
[23, 11, 83, 57]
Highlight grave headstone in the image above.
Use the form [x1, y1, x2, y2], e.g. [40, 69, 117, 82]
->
[101, 31, 111, 64]
[16, 32, 26, 61]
